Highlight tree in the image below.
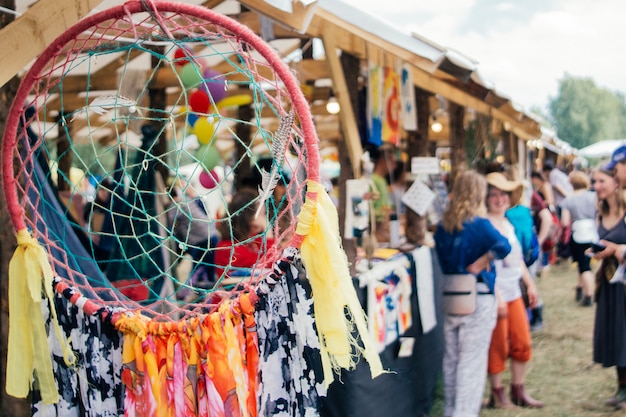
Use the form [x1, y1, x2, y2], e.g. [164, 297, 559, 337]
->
[549, 74, 626, 149]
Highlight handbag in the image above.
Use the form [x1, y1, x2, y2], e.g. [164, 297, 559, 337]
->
[442, 274, 477, 315]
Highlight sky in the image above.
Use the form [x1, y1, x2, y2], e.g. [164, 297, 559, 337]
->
[341, 0, 626, 114]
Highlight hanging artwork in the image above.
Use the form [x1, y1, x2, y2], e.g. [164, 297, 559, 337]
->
[400, 63, 418, 131]
[382, 66, 401, 146]
[367, 62, 383, 147]
[367, 264, 413, 353]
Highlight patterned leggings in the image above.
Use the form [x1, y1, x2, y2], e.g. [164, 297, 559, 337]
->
[443, 295, 497, 417]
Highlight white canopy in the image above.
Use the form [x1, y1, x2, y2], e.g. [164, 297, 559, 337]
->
[578, 139, 625, 158]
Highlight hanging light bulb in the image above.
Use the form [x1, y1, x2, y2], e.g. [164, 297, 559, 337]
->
[326, 95, 340, 115]
[431, 115, 443, 133]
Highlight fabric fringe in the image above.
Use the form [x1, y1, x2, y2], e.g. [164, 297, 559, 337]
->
[6, 229, 75, 404]
[296, 181, 384, 387]
[115, 296, 258, 417]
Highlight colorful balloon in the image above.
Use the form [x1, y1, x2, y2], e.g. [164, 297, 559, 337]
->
[180, 62, 203, 88]
[173, 47, 192, 67]
[216, 94, 253, 109]
[193, 117, 216, 145]
[187, 112, 199, 127]
[200, 68, 228, 103]
[197, 144, 221, 172]
[199, 170, 219, 189]
[189, 89, 211, 113]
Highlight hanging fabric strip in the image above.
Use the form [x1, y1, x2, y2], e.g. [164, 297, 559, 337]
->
[115, 295, 259, 417]
[256, 248, 326, 416]
[296, 181, 384, 386]
[32, 282, 123, 417]
[6, 230, 75, 404]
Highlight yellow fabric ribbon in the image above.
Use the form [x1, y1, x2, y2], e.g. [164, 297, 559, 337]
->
[6, 229, 75, 404]
[296, 181, 384, 387]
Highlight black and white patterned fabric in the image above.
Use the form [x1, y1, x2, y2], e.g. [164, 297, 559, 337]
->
[255, 248, 326, 416]
[29, 250, 326, 417]
[31, 284, 124, 417]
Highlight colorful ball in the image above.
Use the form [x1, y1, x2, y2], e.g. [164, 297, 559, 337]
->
[215, 94, 253, 109]
[200, 68, 228, 103]
[180, 62, 204, 88]
[199, 170, 219, 189]
[189, 89, 211, 113]
[197, 144, 221, 172]
[173, 47, 191, 67]
[193, 117, 216, 145]
[187, 112, 199, 126]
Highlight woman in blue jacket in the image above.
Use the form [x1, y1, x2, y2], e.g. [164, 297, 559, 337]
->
[434, 170, 511, 417]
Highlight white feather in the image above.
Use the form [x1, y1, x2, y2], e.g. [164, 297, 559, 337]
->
[255, 110, 294, 218]
[70, 95, 139, 121]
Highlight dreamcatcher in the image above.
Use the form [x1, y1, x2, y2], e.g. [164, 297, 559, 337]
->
[2, 1, 382, 415]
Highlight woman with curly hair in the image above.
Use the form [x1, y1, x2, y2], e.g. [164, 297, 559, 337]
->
[434, 170, 511, 417]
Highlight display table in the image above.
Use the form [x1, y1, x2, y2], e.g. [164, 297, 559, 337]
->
[321, 246, 444, 417]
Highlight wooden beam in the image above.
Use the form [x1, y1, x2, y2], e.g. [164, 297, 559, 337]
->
[407, 65, 541, 138]
[42, 85, 338, 122]
[310, 8, 439, 73]
[202, 0, 226, 9]
[235, 11, 309, 40]
[237, 0, 318, 33]
[93, 48, 144, 77]
[296, 59, 330, 82]
[0, 0, 101, 88]
[308, 10, 541, 140]
[56, 36, 307, 94]
[322, 31, 363, 178]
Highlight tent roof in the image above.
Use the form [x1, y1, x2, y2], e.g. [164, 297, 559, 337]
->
[578, 139, 625, 158]
[1, 0, 543, 147]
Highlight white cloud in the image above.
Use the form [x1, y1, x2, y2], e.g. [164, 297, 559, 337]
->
[495, 3, 515, 11]
[339, 0, 626, 111]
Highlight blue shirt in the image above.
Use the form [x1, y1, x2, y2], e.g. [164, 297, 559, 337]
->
[434, 217, 511, 293]
[506, 205, 535, 254]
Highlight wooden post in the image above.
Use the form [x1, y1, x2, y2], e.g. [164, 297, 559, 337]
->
[338, 51, 360, 275]
[148, 49, 170, 184]
[501, 128, 511, 166]
[405, 87, 431, 246]
[234, 105, 253, 190]
[322, 32, 363, 179]
[509, 132, 519, 166]
[0, 1, 30, 414]
[448, 102, 466, 188]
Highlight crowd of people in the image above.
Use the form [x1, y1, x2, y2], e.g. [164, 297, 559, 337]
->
[78, 140, 626, 416]
[433, 144, 626, 416]
[435, 170, 544, 417]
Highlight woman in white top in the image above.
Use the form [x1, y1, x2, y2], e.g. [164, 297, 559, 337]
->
[484, 172, 544, 409]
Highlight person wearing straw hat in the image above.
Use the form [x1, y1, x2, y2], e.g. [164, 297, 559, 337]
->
[434, 171, 512, 417]
[483, 172, 544, 409]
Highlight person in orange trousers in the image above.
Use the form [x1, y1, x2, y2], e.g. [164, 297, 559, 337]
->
[484, 172, 544, 409]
